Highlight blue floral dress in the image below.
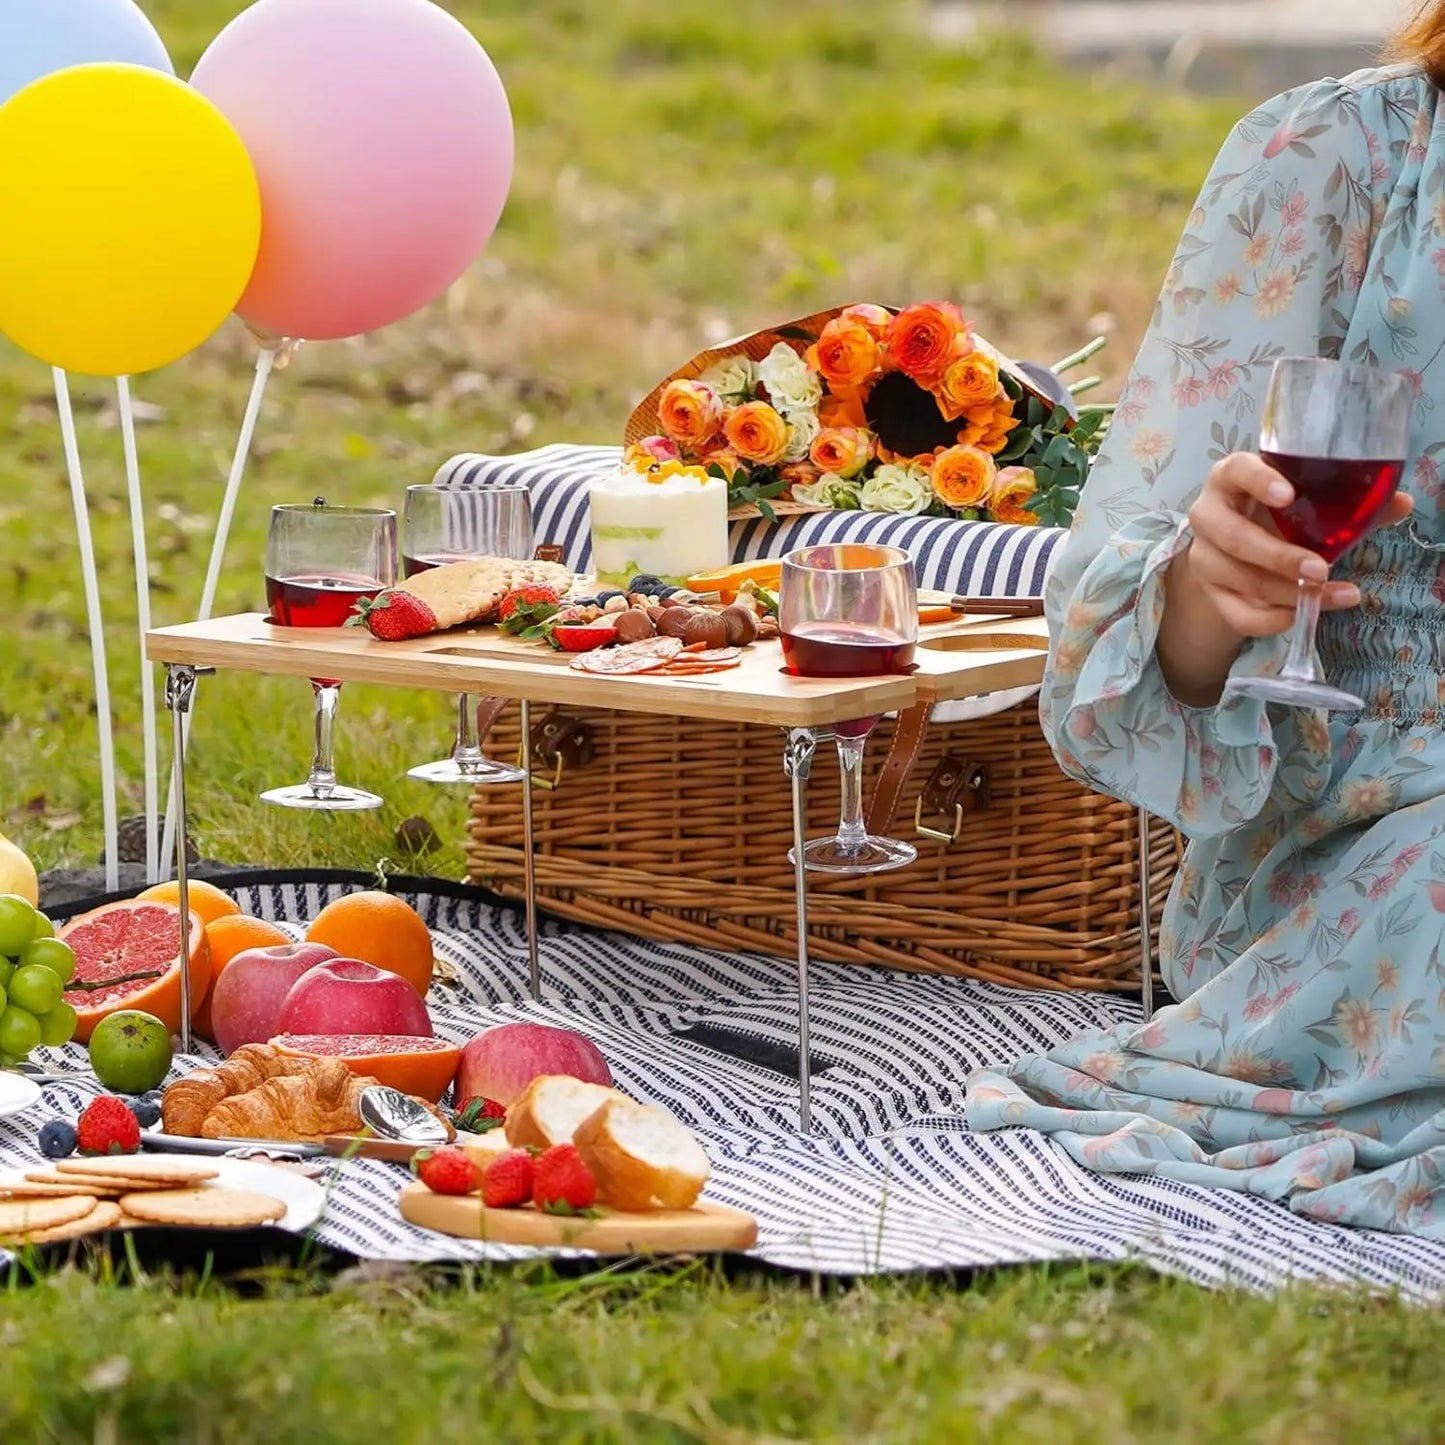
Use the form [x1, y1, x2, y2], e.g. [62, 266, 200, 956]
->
[965, 65, 1445, 1237]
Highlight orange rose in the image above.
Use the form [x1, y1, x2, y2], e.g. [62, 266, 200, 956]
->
[839, 303, 893, 341]
[884, 302, 970, 386]
[809, 426, 874, 479]
[818, 388, 869, 431]
[724, 401, 790, 465]
[658, 379, 724, 450]
[780, 460, 822, 490]
[935, 350, 1001, 421]
[699, 446, 745, 480]
[624, 436, 682, 470]
[990, 466, 1039, 525]
[957, 392, 1018, 455]
[806, 316, 881, 391]
[931, 445, 997, 510]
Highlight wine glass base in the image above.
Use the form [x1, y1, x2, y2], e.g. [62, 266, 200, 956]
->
[1225, 674, 1365, 712]
[259, 783, 385, 812]
[788, 835, 918, 876]
[407, 759, 526, 786]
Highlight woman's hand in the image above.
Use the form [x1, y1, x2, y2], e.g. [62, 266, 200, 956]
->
[1156, 452, 1411, 706]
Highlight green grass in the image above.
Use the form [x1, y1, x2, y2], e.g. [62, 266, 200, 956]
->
[4, 1, 1440, 1439]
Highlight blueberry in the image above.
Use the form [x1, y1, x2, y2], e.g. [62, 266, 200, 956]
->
[595, 589, 625, 604]
[38, 1120, 77, 1159]
[129, 1097, 162, 1129]
[657, 585, 682, 599]
[569, 596, 598, 608]
[628, 574, 664, 594]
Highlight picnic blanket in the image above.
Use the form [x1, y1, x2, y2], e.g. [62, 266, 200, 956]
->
[5, 880, 1444, 1302]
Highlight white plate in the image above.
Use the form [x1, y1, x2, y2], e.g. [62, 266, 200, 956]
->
[146, 1155, 328, 1234]
[0, 1072, 41, 1120]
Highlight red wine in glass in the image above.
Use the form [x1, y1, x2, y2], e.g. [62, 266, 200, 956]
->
[1261, 450, 1404, 562]
[403, 551, 476, 579]
[265, 572, 386, 628]
[781, 623, 917, 679]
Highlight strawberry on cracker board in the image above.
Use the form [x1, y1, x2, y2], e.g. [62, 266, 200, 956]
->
[349, 557, 574, 641]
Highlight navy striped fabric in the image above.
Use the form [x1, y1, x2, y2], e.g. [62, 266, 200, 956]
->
[5, 882, 1442, 1298]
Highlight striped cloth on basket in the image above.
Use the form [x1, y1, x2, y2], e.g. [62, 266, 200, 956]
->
[4, 882, 1443, 1301]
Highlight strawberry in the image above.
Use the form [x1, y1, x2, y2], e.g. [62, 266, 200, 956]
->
[481, 1149, 536, 1209]
[350, 589, 438, 640]
[532, 1143, 597, 1214]
[454, 1096, 507, 1133]
[497, 584, 562, 635]
[75, 1096, 141, 1156]
[548, 621, 616, 653]
[415, 1146, 481, 1197]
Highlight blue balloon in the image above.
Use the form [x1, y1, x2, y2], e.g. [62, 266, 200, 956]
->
[0, 0, 172, 108]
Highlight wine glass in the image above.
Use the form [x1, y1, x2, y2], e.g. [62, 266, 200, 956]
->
[261, 501, 397, 811]
[780, 543, 919, 874]
[402, 483, 533, 786]
[1226, 357, 1411, 712]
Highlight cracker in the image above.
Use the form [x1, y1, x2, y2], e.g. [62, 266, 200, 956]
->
[119, 1187, 286, 1229]
[55, 1156, 218, 1185]
[0, 1195, 96, 1237]
[25, 1170, 172, 1193]
[0, 1177, 119, 1198]
[19, 1200, 124, 1245]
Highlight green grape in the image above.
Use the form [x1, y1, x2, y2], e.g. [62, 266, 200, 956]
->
[37, 1001, 77, 1047]
[9, 964, 61, 1016]
[0, 895, 35, 957]
[0, 960, 13, 992]
[21, 937, 75, 986]
[30, 913, 55, 941]
[0, 1006, 40, 1058]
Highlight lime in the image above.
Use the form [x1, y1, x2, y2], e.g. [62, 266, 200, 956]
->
[0, 1006, 40, 1058]
[0, 896, 35, 957]
[30, 913, 55, 941]
[9, 963, 61, 1016]
[88, 1010, 173, 1094]
[37, 1001, 77, 1048]
[21, 936, 75, 985]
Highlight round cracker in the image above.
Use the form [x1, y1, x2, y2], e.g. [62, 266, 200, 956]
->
[0, 1195, 96, 1237]
[55, 1156, 219, 1184]
[25, 1170, 169, 1194]
[119, 1187, 286, 1229]
[19, 1200, 124, 1245]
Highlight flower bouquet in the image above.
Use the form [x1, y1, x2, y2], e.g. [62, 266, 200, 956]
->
[623, 302, 1111, 528]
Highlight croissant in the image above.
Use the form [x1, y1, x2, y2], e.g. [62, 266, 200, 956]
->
[162, 1044, 333, 1137]
[201, 1060, 378, 1141]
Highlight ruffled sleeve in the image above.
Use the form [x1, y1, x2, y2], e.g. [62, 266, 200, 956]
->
[1042, 77, 1384, 838]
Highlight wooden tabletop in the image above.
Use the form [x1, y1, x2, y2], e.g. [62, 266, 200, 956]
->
[145, 612, 1049, 728]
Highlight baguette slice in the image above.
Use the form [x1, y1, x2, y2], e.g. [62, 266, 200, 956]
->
[573, 1097, 710, 1212]
[503, 1076, 627, 1151]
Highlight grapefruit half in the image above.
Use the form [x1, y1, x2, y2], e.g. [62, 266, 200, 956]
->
[270, 1034, 461, 1103]
[59, 901, 212, 1044]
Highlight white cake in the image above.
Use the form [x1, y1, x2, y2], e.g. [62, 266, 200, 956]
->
[589, 461, 729, 587]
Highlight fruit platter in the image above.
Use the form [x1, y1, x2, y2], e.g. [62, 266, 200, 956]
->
[0, 854, 755, 1258]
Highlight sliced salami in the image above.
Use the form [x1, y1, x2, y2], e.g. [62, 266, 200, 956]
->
[673, 646, 741, 664]
[569, 635, 684, 674]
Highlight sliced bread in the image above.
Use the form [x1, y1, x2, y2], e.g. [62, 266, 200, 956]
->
[503, 1076, 627, 1151]
[573, 1097, 710, 1212]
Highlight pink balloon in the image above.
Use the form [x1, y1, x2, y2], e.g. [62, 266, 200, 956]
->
[191, 0, 512, 341]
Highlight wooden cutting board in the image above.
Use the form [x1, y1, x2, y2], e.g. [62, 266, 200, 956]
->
[399, 1182, 758, 1254]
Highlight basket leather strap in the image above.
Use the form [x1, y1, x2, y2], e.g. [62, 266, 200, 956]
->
[865, 701, 931, 836]
[475, 696, 509, 741]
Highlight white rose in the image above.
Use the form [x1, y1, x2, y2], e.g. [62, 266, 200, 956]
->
[757, 341, 822, 414]
[861, 463, 932, 516]
[783, 409, 820, 462]
[698, 354, 757, 402]
[792, 472, 862, 509]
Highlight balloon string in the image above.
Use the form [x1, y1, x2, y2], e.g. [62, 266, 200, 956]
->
[54, 369, 120, 892]
[117, 376, 159, 885]
[159, 344, 277, 880]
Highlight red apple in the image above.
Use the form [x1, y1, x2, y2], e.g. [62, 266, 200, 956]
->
[210, 942, 339, 1057]
[455, 1022, 612, 1107]
[276, 958, 433, 1039]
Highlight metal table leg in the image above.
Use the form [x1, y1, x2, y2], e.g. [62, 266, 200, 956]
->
[519, 698, 541, 1003]
[783, 728, 817, 1134]
[163, 664, 212, 1055]
[1138, 806, 1155, 1022]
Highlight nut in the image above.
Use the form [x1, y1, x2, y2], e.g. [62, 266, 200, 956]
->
[655, 608, 696, 639]
[681, 613, 730, 649]
[657, 595, 686, 609]
[719, 604, 759, 647]
[645, 605, 668, 624]
[603, 595, 628, 614]
[757, 616, 780, 639]
[612, 609, 656, 644]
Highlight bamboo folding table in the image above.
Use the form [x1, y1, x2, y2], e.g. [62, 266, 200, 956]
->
[145, 610, 1146, 1129]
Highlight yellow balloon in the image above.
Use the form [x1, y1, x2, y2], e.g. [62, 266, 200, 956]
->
[0, 63, 260, 376]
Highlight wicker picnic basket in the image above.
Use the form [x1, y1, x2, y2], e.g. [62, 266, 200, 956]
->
[464, 699, 1180, 994]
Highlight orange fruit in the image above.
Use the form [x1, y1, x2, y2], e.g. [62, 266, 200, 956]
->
[59, 901, 212, 1044]
[193, 914, 293, 1042]
[136, 879, 242, 927]
[684, 558, 782, 604]
[271, 1034, 460, 1103]
[303, 891, 434, 996]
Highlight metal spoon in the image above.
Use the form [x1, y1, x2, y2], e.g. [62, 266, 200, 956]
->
[358, 1086, 450, 1146]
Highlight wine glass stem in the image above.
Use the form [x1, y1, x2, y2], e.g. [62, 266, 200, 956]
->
[307, 682, 341, 798]
[452, 693, 483, 771]
[834, 733, 869, 857]
[1281, 579, 1324, 682]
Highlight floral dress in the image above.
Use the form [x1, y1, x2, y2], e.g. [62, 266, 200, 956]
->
[964, 65, 1445, 1237]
